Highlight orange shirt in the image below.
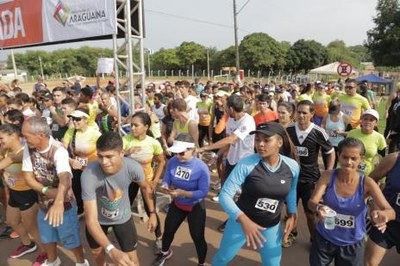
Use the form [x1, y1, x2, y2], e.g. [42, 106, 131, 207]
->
[253, 111, 279, 126]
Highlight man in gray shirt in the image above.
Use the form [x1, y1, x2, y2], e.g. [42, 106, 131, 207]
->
[82, 132, 157, 266]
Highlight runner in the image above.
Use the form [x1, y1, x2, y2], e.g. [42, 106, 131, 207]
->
[308, 137, 395, 266]
[153, 133, 210, 266]
[22, 116, 88, 266]
[82, 131, 157, 266]
[123, 112, 166, 253]
[277, 102, 295, 128]
[212, 122, 299, 266]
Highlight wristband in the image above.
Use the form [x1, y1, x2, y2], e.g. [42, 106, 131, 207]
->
[41, 186, 49, 195]
[149, 211, 156, 214]
[105, 244, 115, 254]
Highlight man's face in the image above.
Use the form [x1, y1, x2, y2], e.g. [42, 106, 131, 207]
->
[296, 104, 313, 128]
[22, 124, 43, 148]
[345, 82, 357, 96]
[52, 91, 65, 105]
[97, 149, 124, 175]
[61, 104, 74, 116]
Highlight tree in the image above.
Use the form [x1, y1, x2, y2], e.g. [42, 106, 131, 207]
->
[151, 48, 180, 71]
[239, 32, 285, 71]
[286, 39, 328, 73]
[349, 45, 372, 63]
[366, 0, 400, 66]
[212, 46, 236, 71]
[326, 40, 358, 66]
[176, 41, 206, 69]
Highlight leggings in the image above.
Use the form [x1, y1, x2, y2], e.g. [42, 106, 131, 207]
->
[198, 125, 210, 148]
[71, 168, 83, 215]
[162, 200, 207, 264]
[212, 219, 282, 266]
[129, 182, 162, 238]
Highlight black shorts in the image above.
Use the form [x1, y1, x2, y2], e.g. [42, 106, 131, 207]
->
[297, 181, 316, 214]
[369, 220, 400, 253]
[85, 217, 138, 252]
[8, 189, 38, 211]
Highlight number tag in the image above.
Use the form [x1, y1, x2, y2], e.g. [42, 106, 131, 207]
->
[101, 207, 119, 219]
[296, 146, 309, 157]
[335, 213, 355, 228]
[76, 156, 88, 167]
[7, 176, 16, 188]
[396, 193, 400, 207]
[175, 166, 192, 181]
[255, 198, 279, 213]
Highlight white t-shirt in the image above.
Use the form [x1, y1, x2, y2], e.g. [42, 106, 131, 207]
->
[226, 113, 255, 165]
[22, 137, 72, 175]
[185, 95, 200, 122]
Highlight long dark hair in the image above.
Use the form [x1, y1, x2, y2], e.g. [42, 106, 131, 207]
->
[131, 111, 154, 137]
[280, 129, 299, 162]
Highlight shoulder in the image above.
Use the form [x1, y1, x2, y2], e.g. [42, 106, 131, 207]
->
[281, 155, 299, 170]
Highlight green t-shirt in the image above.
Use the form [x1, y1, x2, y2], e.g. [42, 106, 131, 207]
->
[338, 94, 370, 128]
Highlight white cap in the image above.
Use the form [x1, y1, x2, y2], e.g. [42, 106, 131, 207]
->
[362, 109, 379, 121]
[68, 110, 89, 119]
[167, 140, 195, 153]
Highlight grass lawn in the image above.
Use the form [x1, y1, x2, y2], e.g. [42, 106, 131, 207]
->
[377, 96, 387, 134]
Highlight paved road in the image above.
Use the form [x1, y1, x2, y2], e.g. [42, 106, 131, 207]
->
[1, 190, 398, 265]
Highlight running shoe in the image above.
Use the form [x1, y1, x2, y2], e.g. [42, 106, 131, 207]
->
[153, 249, 173, 266]
[282, 231, 297, 248]
[217, 221, 227, 232]
[41, 257, 61, 266]
[10, 242, 37, 258]
[0, 225, 12, 239]
[32, 251, 48, 266]
[9, 230, 20, 239]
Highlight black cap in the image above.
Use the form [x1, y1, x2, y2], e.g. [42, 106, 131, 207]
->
[250, 122, 286, 138]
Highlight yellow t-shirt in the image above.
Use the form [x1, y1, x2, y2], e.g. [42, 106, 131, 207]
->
[196, 101, 213, 126]
[63, 127, 102, 163]
[122, 135, 163, 181]
[338, 94, 370, 128]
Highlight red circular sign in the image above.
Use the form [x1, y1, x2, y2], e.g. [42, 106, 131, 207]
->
[337, 62, 353, 77]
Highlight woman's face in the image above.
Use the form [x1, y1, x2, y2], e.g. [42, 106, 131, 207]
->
[101, 94, 111, 106]
[0, 131, 16, 149]
[360, 115, 377, 134]
[254, 133, 282, 158]
[176, 148, 195, 162]
[278, 106, 292, 125]
[338, 146, 363, 172]
[72, 116, 88, 131]
[131, 116, 148, 138]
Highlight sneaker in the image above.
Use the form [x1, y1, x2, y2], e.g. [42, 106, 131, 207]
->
[212, 195, 219, 202]
[76, 259, 90, 266]
[32, 251, 48, 266]
[9, 230, 20, 239]
[154, 238, 162, 254]
[10, 242, 37, 258]
[0, 225, 13, 239]
[217, 221, 227, 232]
[282, 231, 297, 248]
[153, 249, 173, 266]
[41, 257, 61, 266]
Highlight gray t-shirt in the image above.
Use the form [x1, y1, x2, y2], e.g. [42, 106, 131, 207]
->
[81, 157, 144, 225]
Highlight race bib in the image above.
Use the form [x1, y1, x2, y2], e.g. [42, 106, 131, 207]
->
[76, 156, 88, 167]
[101, 207, 119, 219]
[335, 213, 355, 228]
[328, 130, 338, 137]
[255, 198, 279, 213]
[396, 193, 400, 207]
[296, 146, 309, 157]
[175, 166, 192, 181]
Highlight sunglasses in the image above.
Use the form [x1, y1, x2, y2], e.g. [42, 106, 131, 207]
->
[175, 148, 193, 156]
[345, 86, 355, 90]
[71, 117, 82, 122]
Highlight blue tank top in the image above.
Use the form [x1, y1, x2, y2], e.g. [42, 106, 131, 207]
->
[325, 113, 345, 147]
[383, 153, 400, 222]
[317, 170, 367, 246]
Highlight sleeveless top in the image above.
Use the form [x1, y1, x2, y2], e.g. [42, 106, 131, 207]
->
[174, 118, 193, 135]
[317, 170, 367, 246]
[4, 147, 31, 191]
[382, 152, 400, 222]
[325, 113, 346, 147]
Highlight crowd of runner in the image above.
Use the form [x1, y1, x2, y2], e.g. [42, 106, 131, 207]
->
[0, 75, 399, 266]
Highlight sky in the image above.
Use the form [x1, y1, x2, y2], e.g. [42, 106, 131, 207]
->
[0, 0, 378, 61]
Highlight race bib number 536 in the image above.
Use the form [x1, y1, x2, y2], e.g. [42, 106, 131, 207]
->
[175, 166, 192, 181]
[255, 198, 279, 213]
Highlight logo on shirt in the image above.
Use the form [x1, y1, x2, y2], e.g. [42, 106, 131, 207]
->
[240, 126, 247, 133]
[280, 180, 286, 184]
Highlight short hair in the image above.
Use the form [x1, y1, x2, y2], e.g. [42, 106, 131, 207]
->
[171, 98, 187, 112]
[7, 98, 23, 107]
[226, 94, 244, 112]
[23, 116, 51, 137]
[4, 109, 24, 125]
[81, 86, 93, 98]
[52, 87, 66, 94]
[297, 100, 315, 113]
[61, 97, 77, 108]
[96, 132, 123, 151]
[179, 80, 190, 88]
[257, 93, 270, 102]
[175, 133, 194, 143]
[338, 137, 365, 156]
[345, 78, 357, 84]
[15, 93, 30, 104]
[154, 93, 163, 101]
[0, 123, 21, 136]
[165, 92, 174, 99]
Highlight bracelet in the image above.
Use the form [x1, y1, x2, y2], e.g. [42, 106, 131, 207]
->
[149, 211, 156, 214]
[41, 186, 49, 195]
[105, 244, 115, 254]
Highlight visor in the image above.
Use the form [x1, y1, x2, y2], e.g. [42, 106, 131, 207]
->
[68, 110, 89, 119]
[167, 140, 195, 153]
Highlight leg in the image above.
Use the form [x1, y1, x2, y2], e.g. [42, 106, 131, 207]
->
[6, 205, 31, 245]
[113, 217, 140, 266]
[21, 203, 45, 250]
[212, 218, 246, 266]
[85, 224, 110, 266]
[70, 245, 85, 264]
[71, 169, 84, 215]
[198, 125, 206, 148]
[37, 208, 59, 262]
[187, 201, 207, 264]
[309, 231, 335, 266]
[365, 240, 388, 266]
[162, 202, 188, 252]
[336, 238, 365, 266]
[141, 189, 162, 238]
[258, 223, 282, 266]
[128, 182, 140, 207]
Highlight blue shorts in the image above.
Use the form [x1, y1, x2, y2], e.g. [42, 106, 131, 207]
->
[38, 205, 81, 249]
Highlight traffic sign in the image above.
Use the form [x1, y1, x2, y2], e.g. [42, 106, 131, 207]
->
[337, 62, 353, 77]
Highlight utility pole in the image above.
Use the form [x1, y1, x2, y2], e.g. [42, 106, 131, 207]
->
[11, 49, 17, 79]
[38, 56, 44, 78]
[233, 0, 241, 84]
[207, 48, 210, 80]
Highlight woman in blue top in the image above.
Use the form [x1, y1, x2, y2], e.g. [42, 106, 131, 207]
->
[153, 133, 210, 266]
[212, 122, 300, 266]
[308, 137, 395, 266]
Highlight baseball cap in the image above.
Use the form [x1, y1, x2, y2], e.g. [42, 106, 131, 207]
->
[250, 122, 286, 138]
[362, 109, 379, 121]
[167, 140, 196, 153]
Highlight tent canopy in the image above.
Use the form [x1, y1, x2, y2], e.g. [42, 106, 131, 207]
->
[309, 62, 357, 75]
[355, 74, 392, 84]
